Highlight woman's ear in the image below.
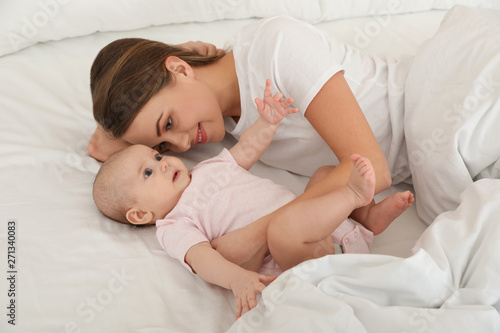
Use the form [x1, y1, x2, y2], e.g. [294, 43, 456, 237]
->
[126, 207, 154, 225]
[165, 56, 193, 78]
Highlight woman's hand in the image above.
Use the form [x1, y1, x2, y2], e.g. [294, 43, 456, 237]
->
[175, 41, 225, 57]
[88, 125, 131, 162]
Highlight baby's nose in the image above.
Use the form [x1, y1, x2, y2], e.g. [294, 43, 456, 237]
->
[160, 159, 169, 171]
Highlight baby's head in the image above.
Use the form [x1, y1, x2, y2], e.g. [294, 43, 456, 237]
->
[93, 144, 191, 225]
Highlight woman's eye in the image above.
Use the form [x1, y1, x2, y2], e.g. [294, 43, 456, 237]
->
[165, 117, 172, 131]
[155, 154, 163, 161]
[155, 141, 171, 153]
[156, 142, 165, 152]
[144, 169, 153, 178]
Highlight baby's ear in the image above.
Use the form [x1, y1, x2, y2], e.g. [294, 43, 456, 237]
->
[126, 207, 154, 225]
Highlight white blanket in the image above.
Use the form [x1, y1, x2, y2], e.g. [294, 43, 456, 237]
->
[405, 5, 500, 224]
[229, 178, 500, 332]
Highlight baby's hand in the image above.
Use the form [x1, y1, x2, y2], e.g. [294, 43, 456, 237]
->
[230, 271, 276, 319]
[255, 79, 298, 125]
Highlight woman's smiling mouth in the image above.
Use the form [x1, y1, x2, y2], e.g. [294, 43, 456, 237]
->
[197, 123, 207, 144]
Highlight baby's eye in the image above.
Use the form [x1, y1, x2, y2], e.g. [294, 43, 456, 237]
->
[144, 168, 153, 178]
[165, 117, 172, 131]
[155, 154, 163, 161]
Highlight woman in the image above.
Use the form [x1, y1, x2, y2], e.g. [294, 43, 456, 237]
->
[88, 16, 411, 269]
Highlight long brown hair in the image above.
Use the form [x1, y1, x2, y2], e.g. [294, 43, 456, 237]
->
[90, 38, 224, 138]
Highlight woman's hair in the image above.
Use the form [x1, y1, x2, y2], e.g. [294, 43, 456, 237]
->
[90, 38, 224, 138]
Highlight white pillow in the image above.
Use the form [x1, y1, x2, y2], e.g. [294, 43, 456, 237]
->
[405, 5, 500, 224]
[2, 0, 500, 58]
[0, 0, 322, 57]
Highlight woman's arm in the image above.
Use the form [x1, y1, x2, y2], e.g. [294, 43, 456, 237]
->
[302, 71, 391, 198]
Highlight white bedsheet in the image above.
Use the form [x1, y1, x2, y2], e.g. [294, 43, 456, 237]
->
[0, 1, 498, 332]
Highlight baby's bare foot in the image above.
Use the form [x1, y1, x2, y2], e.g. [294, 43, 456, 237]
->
[364, 191, 414, 235]
[347, 154, 376, 208]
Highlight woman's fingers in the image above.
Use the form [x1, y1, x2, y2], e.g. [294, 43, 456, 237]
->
[177, 41, 224, 57]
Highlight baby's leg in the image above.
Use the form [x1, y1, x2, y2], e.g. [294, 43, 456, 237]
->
[308, 158, 413, 236]
[350, 192, 414, 235]
[268, 155, 375, 271]
[211, 214, 271, 272]
[305, 165, 335, 191]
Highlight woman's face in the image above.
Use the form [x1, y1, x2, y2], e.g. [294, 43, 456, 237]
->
[122, 73, 226, 153]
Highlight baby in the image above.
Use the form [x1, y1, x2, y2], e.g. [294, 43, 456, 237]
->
[93, 80, 413, 317]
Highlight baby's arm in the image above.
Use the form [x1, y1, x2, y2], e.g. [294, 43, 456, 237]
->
[230, 79, 298, 170]
[185, 242, 276, 318]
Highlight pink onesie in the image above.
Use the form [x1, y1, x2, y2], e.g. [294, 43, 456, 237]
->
[156, 149, 372, 276]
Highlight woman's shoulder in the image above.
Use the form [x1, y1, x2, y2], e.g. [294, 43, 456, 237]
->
[233, 15, 329, 60]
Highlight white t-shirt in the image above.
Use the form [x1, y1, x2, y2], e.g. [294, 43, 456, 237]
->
[156, 149, 296, 276]
[226, 16, 412, 184]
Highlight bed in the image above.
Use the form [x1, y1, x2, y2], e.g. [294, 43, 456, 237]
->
[1, 1, 499, 332]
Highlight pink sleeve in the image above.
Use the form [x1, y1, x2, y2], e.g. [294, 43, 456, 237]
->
[156, 219, 209, 273]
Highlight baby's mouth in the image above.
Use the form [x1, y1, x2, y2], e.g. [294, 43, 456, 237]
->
[172, 170, 179, 182]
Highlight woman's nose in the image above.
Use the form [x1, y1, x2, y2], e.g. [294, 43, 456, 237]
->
[170, 132, 190, 152]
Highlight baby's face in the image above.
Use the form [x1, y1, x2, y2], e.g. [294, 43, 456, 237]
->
[120, 145, 190, 223]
